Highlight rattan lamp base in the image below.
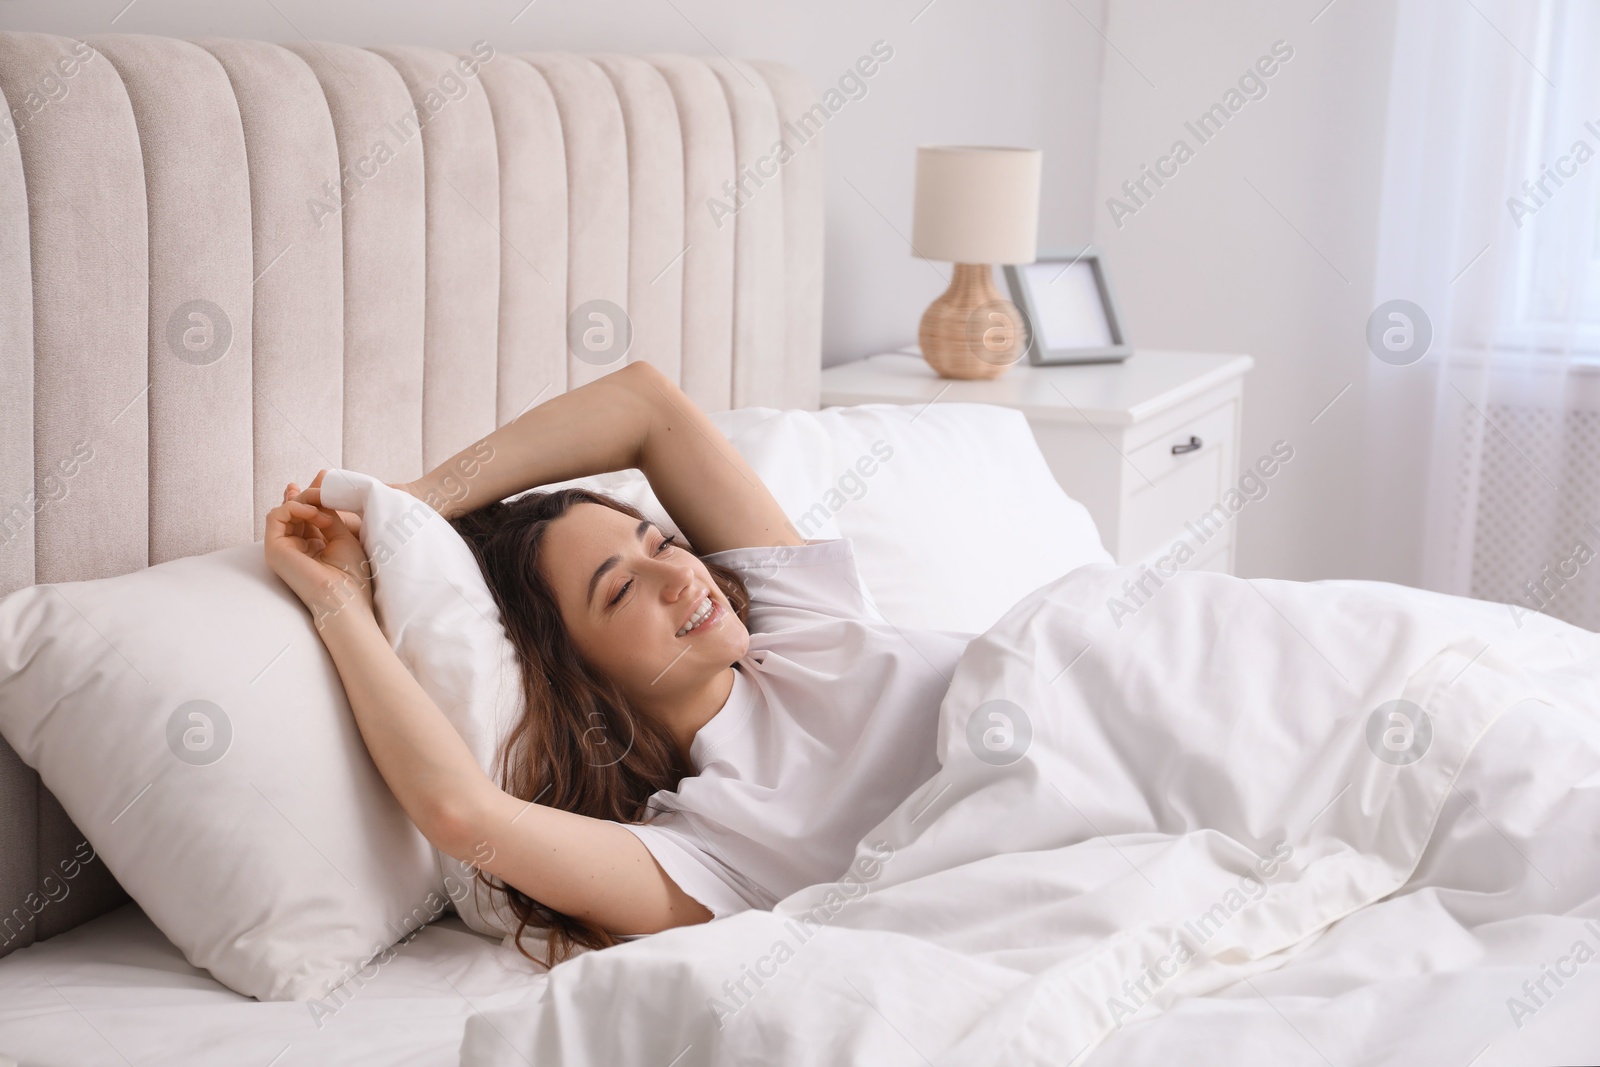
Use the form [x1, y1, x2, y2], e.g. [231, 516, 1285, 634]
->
[917, 263, 1028, 380]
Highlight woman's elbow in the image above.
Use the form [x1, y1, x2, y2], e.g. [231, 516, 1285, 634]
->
[614, 359, 682, 411]
[417, 787, 492, 863]
[616, 358, 668, 389]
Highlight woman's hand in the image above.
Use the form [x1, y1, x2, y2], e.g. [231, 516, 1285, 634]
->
[264, 471, 373, 630]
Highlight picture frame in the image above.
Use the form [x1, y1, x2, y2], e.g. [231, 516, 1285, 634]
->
[1003, 247, 1132, 365]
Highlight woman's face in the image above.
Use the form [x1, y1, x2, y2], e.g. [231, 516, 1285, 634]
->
[540, 502, 749, 712]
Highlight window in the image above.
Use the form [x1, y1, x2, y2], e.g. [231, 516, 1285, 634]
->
[1501, 0, 1600, 354]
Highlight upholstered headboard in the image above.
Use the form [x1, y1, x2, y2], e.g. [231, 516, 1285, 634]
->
[0, 31, 824, 958]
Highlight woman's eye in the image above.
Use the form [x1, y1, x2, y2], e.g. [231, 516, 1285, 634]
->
[609, 537, 676, 608]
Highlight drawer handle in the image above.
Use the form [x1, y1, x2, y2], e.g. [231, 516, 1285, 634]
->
[1171, 435, 1203, 455]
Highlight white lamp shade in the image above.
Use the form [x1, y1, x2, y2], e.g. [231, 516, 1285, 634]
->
[911, 145, 1041, 264]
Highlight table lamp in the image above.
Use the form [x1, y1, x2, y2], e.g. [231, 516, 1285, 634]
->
[911, 145, 1042, 380]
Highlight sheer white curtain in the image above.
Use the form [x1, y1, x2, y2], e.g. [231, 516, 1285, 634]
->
[1367, 0, 1600, 628]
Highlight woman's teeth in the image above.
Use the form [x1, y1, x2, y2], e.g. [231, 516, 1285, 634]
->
[676, 595, 715, 637]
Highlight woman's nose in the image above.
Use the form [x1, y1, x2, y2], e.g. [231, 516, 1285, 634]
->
[659, 558, 696, 599]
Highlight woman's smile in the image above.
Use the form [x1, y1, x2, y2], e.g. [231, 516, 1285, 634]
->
[675, 594, 724, 638]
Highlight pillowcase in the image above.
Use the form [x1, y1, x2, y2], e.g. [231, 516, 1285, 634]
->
[812, 402, 1113, 633]
[0, 543, 443, 1002]
[316, 468, 527, 940]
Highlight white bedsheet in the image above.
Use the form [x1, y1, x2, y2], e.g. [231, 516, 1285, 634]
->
[457, 566, 1600, 1066]
[0, 903, 547, 1066]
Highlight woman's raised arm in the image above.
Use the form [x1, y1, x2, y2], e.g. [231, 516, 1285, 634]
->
[406, 361, 803, 554]
[315, 599, 712, 937]
[264, 488, 712, 937]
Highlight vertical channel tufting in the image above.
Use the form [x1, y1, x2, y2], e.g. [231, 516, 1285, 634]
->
[0, 70, 33, 600]
[92, 36, 255, 565]
[368, 46, 500, 471]
[647, 55, 735, 411]
[749, 61, 824, 410]
[286, 42, 426, 485]
[0, 30, 150, 950]
[0, 57, 38, 955]
[478, 56, 568, 425]
[592, 55, 685, 386]
[200, 40, 345, 530]
[704, 58, 785, 409]
[0, 34, 148, 587]
[523, 54, 629, 392]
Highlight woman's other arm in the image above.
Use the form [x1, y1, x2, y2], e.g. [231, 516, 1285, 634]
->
[406, 361, 803, 554]
[265, 492, 710, 935]
[317, 605, 710, 935]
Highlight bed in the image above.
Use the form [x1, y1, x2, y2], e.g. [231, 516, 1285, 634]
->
[5, 27, 1600, 1067]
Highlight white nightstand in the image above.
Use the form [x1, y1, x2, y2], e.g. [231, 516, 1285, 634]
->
[820, 350, 1256, 573]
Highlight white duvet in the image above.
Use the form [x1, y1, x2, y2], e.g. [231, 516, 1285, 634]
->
[459, 566, 1600, 1066]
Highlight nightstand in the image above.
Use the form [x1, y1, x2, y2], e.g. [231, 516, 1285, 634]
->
[820, 350, 1256, 573]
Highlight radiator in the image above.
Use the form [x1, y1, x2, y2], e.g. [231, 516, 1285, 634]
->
[1464, 401, 1600, 631]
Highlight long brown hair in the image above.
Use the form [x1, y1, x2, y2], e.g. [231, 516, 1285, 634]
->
[450, 488, 750, 967]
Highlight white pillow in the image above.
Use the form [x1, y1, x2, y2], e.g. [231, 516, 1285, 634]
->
[317, 469, 526, 940]
[812, 403, 1112, 633]
[0, 544, 443, 1002]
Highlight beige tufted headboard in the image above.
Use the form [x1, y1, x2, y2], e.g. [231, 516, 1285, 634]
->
[0, 31, 824, 958]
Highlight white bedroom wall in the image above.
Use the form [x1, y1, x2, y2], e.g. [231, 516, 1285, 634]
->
[0, 0, 1105, 367]
[1090, 0, 1401, 581]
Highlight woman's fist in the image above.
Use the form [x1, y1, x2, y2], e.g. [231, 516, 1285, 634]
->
[264, 471, 373, 630]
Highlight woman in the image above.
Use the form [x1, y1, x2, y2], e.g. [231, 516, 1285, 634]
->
[264, 361, 966, 966]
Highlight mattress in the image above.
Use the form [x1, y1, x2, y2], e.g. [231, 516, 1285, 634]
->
[0, 903, 548, 1066]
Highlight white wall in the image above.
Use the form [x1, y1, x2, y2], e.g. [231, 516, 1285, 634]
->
[0, 0, 1105, 367]
[1091, 0, 1400, 580]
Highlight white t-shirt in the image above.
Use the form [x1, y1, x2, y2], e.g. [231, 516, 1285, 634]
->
[621, 539, 969, 918]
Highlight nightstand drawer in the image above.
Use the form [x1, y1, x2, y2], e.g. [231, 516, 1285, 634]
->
[1116, 400, 1238, 562]
[1121, 437, 1229, 563]
[1125, 402, 1236, 485]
